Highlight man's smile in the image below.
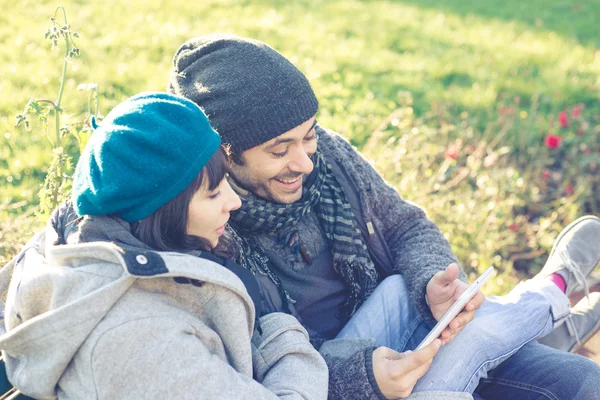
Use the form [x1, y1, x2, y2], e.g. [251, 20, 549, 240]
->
[273, 176, 303, 192]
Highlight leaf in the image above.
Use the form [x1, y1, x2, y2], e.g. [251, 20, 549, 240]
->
[14, 113, 26, 127]
[25, 98, 42, 115]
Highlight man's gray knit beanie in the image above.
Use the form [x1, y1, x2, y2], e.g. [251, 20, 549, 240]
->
[168, 34, 319, 155]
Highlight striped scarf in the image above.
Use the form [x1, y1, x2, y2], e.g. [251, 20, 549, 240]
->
[229, 151, 379, 319]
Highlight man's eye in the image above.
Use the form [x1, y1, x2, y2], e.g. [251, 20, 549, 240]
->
[272, 150, 288, 158]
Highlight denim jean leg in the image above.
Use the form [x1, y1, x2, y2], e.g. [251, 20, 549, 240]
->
[337, 274, 590, 397]
[336, 275, 431, 352]
[476, 341, 600, 400]
[413, 280, 563, 394]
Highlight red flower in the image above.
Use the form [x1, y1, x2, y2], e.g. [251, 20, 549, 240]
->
[445, 146, 459, 160]
[559, 111, 569, 128]
[572, 104, 585, 118]
[498, 107, 515, 116]
[542, 170, 551, 180]
[508, 223, 519, 232]
[545, 134, 563, 149]
[565, 184, 574, 196]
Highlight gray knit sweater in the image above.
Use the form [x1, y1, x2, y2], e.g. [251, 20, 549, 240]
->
[234, 125, 464, 399]
[319, 126, 465, 399]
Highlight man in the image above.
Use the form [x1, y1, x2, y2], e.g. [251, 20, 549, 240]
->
[168, 34, 600, 399]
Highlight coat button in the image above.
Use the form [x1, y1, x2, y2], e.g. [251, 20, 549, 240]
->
[136, 255, 148, 265]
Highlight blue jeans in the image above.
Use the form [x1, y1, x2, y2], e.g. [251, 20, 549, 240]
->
[336, 275, 600, 399]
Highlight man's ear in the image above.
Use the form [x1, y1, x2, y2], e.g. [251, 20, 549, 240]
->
[221, 143, 247, 166]
[221, 143, 236, 167]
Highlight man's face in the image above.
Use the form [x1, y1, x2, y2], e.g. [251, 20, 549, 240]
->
[228, 117, 318, 204]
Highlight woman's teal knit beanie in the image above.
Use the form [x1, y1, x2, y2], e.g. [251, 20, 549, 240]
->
[72, 92, 221, 222]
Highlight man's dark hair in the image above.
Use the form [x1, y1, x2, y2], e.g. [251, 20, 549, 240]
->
[229, 151, 245, 166]
[133, 148, 229, 253]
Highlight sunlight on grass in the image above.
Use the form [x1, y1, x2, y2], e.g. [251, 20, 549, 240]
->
[1, 0, 599, 289]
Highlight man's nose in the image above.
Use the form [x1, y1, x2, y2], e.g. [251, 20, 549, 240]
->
[288, 146, 314, 175]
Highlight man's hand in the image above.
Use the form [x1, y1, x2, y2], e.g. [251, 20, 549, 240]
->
[426, 263, 485, 344]
[372, 340, 441, 399]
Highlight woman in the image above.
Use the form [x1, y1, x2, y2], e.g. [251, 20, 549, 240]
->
[0, 92, 328, 399]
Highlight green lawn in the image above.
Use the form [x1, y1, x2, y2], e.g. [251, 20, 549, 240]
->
[1, 0, 599, 292]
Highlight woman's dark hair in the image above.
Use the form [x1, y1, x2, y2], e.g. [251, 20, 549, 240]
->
[132, 148, 230, 254]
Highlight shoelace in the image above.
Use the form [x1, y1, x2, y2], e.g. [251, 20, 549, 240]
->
[565, 314, 582, 348]
[559, 246, 590, 299]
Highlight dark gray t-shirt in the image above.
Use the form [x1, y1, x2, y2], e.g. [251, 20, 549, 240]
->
[256, 210, 348, 339]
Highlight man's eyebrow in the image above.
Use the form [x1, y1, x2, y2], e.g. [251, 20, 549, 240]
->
[264, 137, 294, 150]
[264, 120, 318, 150]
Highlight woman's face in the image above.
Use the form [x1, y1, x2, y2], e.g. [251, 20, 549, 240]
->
[187, 177, 241, 247]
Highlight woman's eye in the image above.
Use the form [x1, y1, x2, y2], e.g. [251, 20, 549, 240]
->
[304, 134, 316, 141]
[208, 191, 221, 199]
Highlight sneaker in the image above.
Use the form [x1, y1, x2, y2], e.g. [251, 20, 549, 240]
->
[537, 215, 600, 298]
[538, 292, 600, 353]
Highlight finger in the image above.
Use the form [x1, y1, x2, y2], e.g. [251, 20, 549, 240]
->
[439, 316, 469, 341]
[440, 323, 462, 338]
[428, 267, 467, 306]
[453, 309, 477, 328]
[440, 315, 465, 335]
[442, 332, 458, 345]
[442, 311, 479, 344]
[399, 356, 435, 394]
[435, 263, 460, 286]
[375, 346, 404, 361]
[441, 327, 452, 341]
[465, 291, 485, 311]
[402, 339, 441, 371]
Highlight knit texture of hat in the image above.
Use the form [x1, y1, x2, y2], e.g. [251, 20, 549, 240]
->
[72, 92, 221, 222]
[168, 34, 319, 155]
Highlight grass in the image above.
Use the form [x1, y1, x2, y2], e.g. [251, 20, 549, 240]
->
[1, 0, 599, 294]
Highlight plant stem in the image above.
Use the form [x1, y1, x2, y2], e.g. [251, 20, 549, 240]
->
[36, 99, 57, 108]
[53, 5, 69, 146]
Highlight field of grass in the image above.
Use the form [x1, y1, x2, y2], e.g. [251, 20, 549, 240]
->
[1, 0, 599, 293]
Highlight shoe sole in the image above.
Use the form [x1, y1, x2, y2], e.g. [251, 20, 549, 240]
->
[570, 318, 600, 353]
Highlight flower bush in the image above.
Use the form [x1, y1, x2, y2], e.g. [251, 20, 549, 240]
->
[364, 99, 600, 294]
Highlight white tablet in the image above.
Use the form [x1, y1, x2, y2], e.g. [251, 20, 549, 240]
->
[415, 266, 495, 350]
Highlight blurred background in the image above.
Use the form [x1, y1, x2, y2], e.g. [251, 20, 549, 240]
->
[1, 0, 599, 353]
